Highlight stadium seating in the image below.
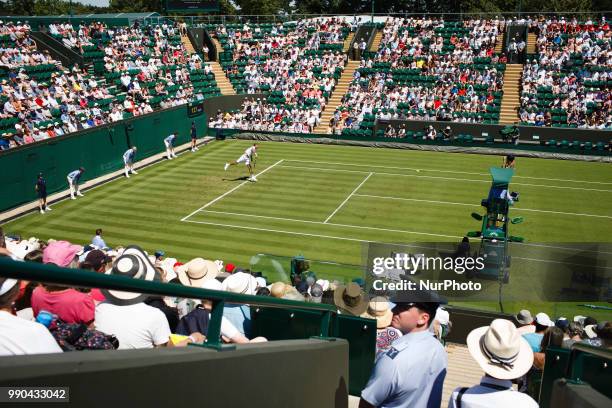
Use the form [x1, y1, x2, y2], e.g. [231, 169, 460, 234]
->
[520, 17, 611, 128]
[0, 20, 221, 150]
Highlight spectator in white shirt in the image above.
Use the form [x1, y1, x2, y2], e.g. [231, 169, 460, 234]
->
[0, 277, 63, 356]
[94, 246, 204, 349]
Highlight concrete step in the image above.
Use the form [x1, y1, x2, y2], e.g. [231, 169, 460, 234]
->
[369, 30, 383, 52]
[343, 32, 356, 53]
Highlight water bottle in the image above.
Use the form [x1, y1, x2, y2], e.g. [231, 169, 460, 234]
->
[36, 310, 55, 328]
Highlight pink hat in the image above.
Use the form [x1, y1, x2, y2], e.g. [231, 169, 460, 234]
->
[43, 240, 83, 267]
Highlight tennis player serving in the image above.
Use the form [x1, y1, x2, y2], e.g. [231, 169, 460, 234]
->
[224, 143, 259, 182]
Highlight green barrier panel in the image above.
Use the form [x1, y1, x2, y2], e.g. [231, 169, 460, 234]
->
[250, 306, 331, 339]
[332, 314, 376, 396]
[569, 346, 612, 399]
[541, 347, 571, 407]
[540, 345, 612, 408]
[0, 106, 206, 212]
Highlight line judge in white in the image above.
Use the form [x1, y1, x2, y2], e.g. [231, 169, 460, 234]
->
[123, 146, 138, 178]
[224, 143, 259, 182]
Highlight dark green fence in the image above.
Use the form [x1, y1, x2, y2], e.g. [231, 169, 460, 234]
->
[540, 345, 611, 408]
[0, 105, 206, 213]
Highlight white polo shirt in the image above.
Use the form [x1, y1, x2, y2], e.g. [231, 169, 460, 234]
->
[447, 376, 539, 408]
[0, 310, 62, 356]
[95, 302, 171, 349]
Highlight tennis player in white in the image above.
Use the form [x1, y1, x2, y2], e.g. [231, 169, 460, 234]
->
[224, 143, 258, 181]
[123, 146, 138, 178]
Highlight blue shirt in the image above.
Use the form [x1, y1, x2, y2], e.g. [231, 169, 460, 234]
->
[67, 170, 82, 181]
[164, 134, 176, 145]
[361, 330, 447, 408]
[523, 333, 544, 352]
[123, 148, 135, 163]
[92, 235, 107, 249]
[222, 304, 251, 337]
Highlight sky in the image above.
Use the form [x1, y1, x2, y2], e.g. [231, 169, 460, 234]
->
[70, 0, 111, 7]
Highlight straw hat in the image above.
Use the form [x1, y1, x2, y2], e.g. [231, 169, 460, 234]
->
[270, 282, 289, 298]
[221, 271, 257, 295]
[361, 296, 393, 329]
[176, 258, 219, 288]
[333, 282, 368, 316]
[467, 319, 534, 380]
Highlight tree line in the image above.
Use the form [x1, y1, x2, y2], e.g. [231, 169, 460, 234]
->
[0, 0, 608, 18]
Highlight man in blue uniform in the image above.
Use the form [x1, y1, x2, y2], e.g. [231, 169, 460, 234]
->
[190, 121, 198, 152]
[360, 299, 447, 408]
[123, 146, 138, 178]
[35, 173, 51, 214]
[67, 167, 85, 200]
[164, 132, 177, 160]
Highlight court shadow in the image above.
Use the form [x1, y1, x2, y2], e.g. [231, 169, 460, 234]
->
[225, 176, 250, 181]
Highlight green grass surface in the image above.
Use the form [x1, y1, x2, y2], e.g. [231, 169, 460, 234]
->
[4, 140, 612, 320]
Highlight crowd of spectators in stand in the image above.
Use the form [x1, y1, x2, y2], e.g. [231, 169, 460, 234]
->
[208, 97, 321, 133]
[209, 18, 352, 134]
[0, 21, 208, 150]
[0, 21, 54, 68]
[48, 22, 95, 50]
[327, 17, 506, 134]
[519, 16, 611, 129]
[0, 229, 610, 408]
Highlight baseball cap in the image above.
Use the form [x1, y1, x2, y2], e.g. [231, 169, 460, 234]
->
[535, 312, 554, 327]
[84, 250, 112, 271]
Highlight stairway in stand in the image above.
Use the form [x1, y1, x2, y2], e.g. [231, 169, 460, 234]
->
[369, 29, 383, 52]
[212, 37, 223, 61]
[527, 32, 537, 54]
[209, 62, 236, 95]
[343, 31, 356, 53]
[181, 35, 196, 54]
[499, 64, 523, 125]
[313, 60, 360, 134]
[495, 32, 505, 54]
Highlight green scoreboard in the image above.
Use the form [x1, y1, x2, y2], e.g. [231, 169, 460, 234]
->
[166, 0, 219, 12]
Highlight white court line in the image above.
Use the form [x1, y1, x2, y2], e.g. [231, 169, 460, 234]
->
[279, 164, 612, 193]
[186, 210, 612, 253]
[324, 172, 373, 223]
[285, 159, 612, 185]
[195, 209, 462, 239]
[180, 159, 284, 222]
[354, 194, 612, 219]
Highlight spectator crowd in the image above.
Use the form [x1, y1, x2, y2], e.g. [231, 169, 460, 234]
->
[0, 227, 610, 408]
[520, 16, 611, 129]
[0, 20, 210, 150]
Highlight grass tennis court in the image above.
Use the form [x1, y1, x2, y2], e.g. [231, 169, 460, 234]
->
[4, 140, 612, 319]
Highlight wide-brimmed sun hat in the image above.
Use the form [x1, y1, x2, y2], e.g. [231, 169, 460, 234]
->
[176, 258, 219, 288]
[467, 319, 534, 380]
[515, 309, 533, 325]
[361, 296, 393, 329]
[101, 245, 160, 306]
[221, 271, 257, 295]
[333, 282, 368, 316]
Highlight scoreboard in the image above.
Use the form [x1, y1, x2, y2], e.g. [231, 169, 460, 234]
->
[166, 0, 219, 12]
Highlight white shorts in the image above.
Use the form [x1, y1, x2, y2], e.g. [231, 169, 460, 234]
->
[164, 140, 172, 148]
[237, 154, 251, 166]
